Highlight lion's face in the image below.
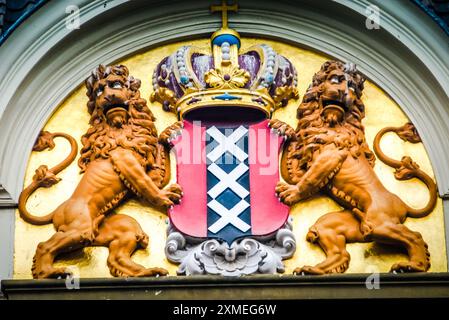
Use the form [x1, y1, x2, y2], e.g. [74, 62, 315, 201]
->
[320, 68, 358, 126]
[91, 72, 132, 128]
[86, 64, 144, 128]
[80, 65, 157, 172]
[301, 61, 364, 128]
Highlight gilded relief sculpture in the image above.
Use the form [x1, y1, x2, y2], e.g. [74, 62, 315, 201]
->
[19, 65, 181, 278]
[275, 61, 437, 274]
[17, 3, 439, 279]
[19, 5, 301, 276]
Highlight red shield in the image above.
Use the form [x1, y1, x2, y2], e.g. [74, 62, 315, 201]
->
[168, 119, 289, 244]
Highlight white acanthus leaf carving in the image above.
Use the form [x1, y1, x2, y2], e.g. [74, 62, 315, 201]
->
[165, 218, 296, 277]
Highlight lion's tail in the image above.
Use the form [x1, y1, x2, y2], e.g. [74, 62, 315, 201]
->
[18, 131, 78, 225]
[373, 123, 437, 218]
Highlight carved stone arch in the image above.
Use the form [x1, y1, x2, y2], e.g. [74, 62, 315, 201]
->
[0, 0, 448, 279]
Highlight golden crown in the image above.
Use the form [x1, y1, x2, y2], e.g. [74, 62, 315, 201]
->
[150, 1, 299, 120]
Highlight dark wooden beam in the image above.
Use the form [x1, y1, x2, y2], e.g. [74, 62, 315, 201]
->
[2, 273, 449, 300]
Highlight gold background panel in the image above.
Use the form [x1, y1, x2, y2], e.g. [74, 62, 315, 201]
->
[14, 38, 447, 278]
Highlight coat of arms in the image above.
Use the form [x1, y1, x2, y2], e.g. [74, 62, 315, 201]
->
[18, 2, 437, 279]
[151, 3, 300, 275]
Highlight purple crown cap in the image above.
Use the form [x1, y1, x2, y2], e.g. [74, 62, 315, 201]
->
[152, 43, 298, 101]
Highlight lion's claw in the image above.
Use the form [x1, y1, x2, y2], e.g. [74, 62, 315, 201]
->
[275, 181, 301, 205]
[33, 267, 73, 279]
[293, 266, 325, 275]
[268, 119, 296, 140]
[167, 183, 182, 195]
[390, 261, 428, 273]
[137, 267, 169, 277]
[159, 121, 184, 146]
[154, 183, 183, 208]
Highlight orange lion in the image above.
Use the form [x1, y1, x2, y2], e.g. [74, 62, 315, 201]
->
[19, 65, 182, 279]
[272, 61, 437, 274]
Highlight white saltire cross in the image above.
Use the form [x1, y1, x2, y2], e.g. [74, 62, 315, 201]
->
[206, 126, 248, 163]
[207, 199, 251, 233]
[207, 162, 249, 199]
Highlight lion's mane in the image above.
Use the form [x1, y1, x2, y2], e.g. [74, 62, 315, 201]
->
[79, 65, 158, 172]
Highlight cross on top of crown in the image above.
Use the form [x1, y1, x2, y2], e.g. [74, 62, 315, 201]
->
[210, 1, 238, 29]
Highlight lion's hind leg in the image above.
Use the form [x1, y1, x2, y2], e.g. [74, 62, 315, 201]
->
[94, 214, 168, 277]
[33, 228, 95, 279]
[294, 210, 365, 275]
[369, 222, 430, 273]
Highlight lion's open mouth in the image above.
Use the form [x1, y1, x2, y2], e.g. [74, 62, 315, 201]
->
[103, 103, 128, 115]
[322, 99, 347, 112]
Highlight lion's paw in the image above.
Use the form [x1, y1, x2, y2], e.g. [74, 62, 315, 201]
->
[390, 261, 429, 273]
[159, 121, 184, 146]
[275, 181, 301, 206]
[154, 183, 183, 208]
[293, 266, 325, 275]
[137, 267, 169, 277]
[268, 119, 296, 140]
[166, 183, 183, 196]
[32, 267, 73, 279]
